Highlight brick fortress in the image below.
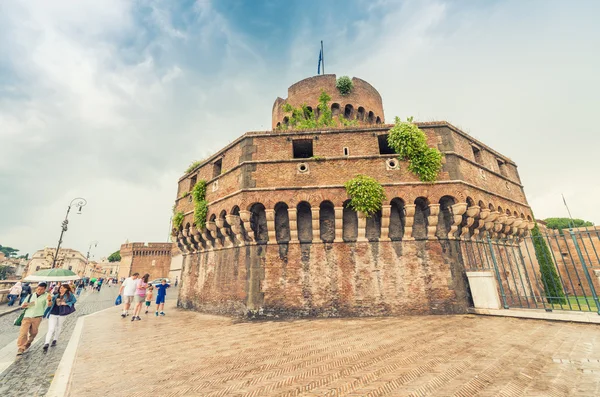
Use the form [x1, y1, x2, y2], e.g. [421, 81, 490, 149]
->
[172, 74, 535, 318]
[119, 242, 172, 281]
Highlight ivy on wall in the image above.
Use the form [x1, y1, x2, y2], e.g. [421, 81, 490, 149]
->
[192, 180, 209, 229]
[336, 76, 353, 95]
[387, 117, 443, 182]
[344, 174, 386, 217]
[173, 211, 185, 230]
[185, 160, 202, 174]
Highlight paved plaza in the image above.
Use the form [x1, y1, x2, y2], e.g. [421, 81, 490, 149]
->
[64, 301, 600, 396]
[0, 285, 120, 396]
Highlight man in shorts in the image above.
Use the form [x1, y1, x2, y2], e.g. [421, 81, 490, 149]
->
[155, 279, 170, 316]
[118, 273, 139, 318]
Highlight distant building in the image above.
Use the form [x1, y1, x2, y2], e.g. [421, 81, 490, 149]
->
[119, 242, 173, 281]
[0, 253, 27, 279]
[25, 248, 88, 277]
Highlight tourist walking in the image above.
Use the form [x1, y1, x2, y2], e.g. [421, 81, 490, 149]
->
[132, 273, 149, 321]
[16, 282, 48, 356]
[7, 281, 22, 306]
[96, 278, 103, 292]
[119, 272, 139, 318]
[174, 277, 178, 287]
[145, 285, 154, 314]
[19, 282, 32, 305]
[155, 279, 170, 316]
[43, 284, 77, 351]
[75, 279, 85, 297]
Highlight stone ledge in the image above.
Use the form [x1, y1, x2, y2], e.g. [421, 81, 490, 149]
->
[469, 307, 600, 324]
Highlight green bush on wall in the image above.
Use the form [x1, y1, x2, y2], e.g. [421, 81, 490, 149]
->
[336, 76, 353, 95]
[531, 224, 566, 304]
[387, 117, 443, 182]
[192, 180, 209, 229]
[173, 211, 185, 230]
[344, 174, 386, 217]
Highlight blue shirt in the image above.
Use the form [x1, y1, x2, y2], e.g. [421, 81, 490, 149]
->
[156, 284, 170, 297]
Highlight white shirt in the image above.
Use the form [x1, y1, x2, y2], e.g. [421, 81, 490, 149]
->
[122, 277, 137, 296]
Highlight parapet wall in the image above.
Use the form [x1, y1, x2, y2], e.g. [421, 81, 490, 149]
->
[272, 75, 385, 129]
[178, 239, 471, 318]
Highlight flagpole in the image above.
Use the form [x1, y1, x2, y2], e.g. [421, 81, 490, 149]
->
[321, 40, 324, 74]
[562, 193, 575, 229]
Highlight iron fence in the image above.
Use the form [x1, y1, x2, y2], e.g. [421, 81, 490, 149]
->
[461, 227, 600, 314]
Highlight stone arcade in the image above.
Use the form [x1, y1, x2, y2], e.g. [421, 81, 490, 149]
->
[172, 74, 534, 318]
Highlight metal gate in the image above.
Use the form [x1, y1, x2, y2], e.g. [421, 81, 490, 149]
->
[461, 227, 600, 314]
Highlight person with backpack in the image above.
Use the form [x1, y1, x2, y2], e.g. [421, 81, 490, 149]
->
[19, 282, 32, 305]
[16, 282, 48, 356]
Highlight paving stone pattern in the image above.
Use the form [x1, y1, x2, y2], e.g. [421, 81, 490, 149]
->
[0, 286, 120, 396]
[69, 302, 600, 397]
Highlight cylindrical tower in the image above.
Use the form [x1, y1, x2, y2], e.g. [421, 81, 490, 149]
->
[271, 74, 384, 129]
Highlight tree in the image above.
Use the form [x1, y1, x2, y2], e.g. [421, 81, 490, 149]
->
[108, 250, 121, 262]
[544, 217, 593, 231]
[531, 225, 566, 304]
[0, 245, 19, 258]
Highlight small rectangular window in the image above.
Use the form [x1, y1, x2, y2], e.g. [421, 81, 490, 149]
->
[213, 159, 222, 178]
[378, 134, 395, 154]
[293, 139, 313, 158]
[497, 159, 507, 176]
[343, 147, 349, 156]
[190, 175, 197, 189]
[472, 146, 482, 164]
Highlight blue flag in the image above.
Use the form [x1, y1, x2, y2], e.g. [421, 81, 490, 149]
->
[318, 48, 322, 74]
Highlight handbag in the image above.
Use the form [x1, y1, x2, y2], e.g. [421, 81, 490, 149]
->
[115, 295, 122, 305]
[14, 294, 32, 326]
[58, 304, 76, 316]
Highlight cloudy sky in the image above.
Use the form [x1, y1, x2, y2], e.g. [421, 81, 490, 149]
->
[1, 0, 599, 259]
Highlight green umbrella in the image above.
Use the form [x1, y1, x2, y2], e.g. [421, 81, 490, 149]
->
[23, 268, 81, 282]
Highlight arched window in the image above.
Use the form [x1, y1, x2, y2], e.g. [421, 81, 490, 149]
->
[413, 197, 430, 239]
[283, 116, 289, 125]
[274, 202, 290, 243]
[344, 104, 354, 119]
[297, 202, 313, 243]
[305, 106, 313, 119]
[367, 111, 375, 124]
[357, 107, 365, 121]
[437, 196, 456, 238]
[319, 201, 335, 243]
[366, 210, 382, 241]
[389, 198, 406, 240]
[342, 200, 358, 241]
[250, 203, 268, 244]
[375, 116, 381, 124]
[331, 103, 341, 117]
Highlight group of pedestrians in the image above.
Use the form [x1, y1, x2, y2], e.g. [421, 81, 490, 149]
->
[6, 281, 32, 306]
[118, 273, 170, 321]
[14, 282, 77, 356]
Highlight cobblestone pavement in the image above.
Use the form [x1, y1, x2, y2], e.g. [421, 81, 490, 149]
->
[0, 285, 120, 396]
[68, 303, 600, 397]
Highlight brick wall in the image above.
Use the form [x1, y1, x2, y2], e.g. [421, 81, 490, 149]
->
[178, 239, 471, 317]
[119, 242, 173, 280]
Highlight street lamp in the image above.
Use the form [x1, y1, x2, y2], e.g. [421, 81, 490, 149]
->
[83, 240, 98, 277]
[51, 197, 87, 269]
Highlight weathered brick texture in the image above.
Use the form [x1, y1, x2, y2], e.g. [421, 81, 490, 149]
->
[173, 76, 535, 318]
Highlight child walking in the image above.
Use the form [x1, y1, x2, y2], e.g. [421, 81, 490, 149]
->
[145, 285, 153, 314]
[155, 279, 170, 316]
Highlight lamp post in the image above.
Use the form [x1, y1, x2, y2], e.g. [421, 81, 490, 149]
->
[51, 197, 87, 269]
[83, 240, 98, 277]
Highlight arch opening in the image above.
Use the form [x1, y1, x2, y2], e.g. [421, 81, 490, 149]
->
[344, 104, 354, 119]
[297, 201, 313, 243]
[250, 203, 268, 244]
[342, 200, 358, 242]
[413, 197, 430, 239]
[319, 201, 335, 243]
[366, 210, 382, 241]
[389, 198, 406, 241]
[274, 202, 290, 243]
[437, 196, 456, 239]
